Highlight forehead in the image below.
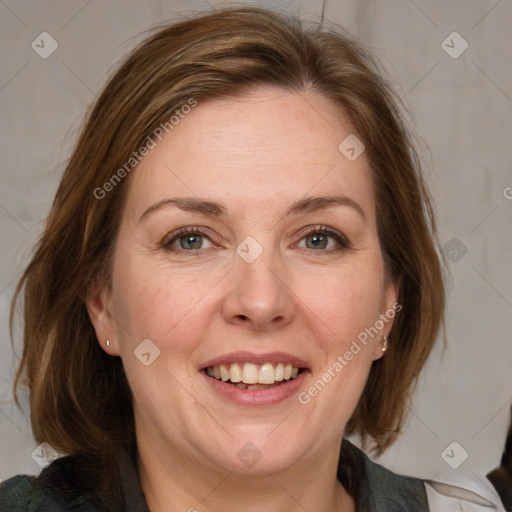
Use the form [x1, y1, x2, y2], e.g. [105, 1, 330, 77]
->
[125, 86, 375, 223]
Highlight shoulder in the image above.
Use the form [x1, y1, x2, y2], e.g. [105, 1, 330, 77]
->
[366, 451, 506, 512]
[0, 456, 102, 512]
[339, 440, 506, 511]
[0, 475, 35, 511]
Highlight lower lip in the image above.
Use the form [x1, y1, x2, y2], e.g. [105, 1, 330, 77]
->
[200, 370, 310, 406]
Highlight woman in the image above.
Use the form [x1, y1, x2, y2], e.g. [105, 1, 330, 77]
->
[0, 6, 505, 512]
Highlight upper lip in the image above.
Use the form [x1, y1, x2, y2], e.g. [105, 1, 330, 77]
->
[200, 351, 310, 370]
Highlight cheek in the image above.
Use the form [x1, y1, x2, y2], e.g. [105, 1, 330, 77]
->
[111, 259, 216, 408]
[295, 259, 384, 350]
[111, 251, 220, 352]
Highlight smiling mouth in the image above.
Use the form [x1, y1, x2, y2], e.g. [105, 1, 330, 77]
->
[202, 362, 305, 390]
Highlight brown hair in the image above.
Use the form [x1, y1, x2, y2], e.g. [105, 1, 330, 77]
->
[11, 5, 447, 506]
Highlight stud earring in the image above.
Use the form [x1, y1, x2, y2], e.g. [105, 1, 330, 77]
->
[382, 335, 388, 353]
[106, 339, 110, 348]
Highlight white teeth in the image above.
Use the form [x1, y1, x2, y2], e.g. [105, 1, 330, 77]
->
[235, 383, 280, 390]
[219, 365, 229, 382]
[206, 362, 302, 385]
[229, 363, 242, 383]
[247, 383, 278, 390]
[242, 363, 259, 384]
[258, 363, 275, 384]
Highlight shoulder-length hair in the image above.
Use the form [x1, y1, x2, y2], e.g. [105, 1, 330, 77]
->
[11, 5, 447, 506]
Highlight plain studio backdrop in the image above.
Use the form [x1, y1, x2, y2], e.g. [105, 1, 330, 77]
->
[0, 0, 511, 493]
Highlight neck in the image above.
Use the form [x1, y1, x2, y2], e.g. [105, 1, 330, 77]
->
[137, 437, 355, 512]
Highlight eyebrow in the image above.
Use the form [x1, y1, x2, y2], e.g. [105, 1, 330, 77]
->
[138, 195, 367, 224]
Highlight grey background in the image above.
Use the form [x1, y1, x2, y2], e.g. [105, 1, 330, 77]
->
[1, 0, 511, 494]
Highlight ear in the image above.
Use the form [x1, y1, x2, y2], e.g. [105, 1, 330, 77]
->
[372, 274, 400, 361]
[85, 280, 120, 355]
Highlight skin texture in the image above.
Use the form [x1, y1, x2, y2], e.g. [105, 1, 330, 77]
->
[87, 86, 398, 512]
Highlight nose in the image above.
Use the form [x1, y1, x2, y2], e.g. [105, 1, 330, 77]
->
[221, 249, 296, 332]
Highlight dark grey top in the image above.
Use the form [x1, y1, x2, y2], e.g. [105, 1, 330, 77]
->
[0, 439, 430, 511]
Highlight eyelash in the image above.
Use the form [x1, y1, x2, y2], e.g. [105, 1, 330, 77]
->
[161, 225, 352, 256]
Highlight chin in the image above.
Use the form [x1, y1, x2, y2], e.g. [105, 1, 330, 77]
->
[203, 429, 309, 476]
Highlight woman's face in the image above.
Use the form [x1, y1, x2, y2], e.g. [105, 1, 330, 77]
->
[88, 86, 398, 475]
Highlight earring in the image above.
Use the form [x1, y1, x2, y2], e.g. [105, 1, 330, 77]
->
[106, 339, 110, 348]
[382, 335, 388, 353]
